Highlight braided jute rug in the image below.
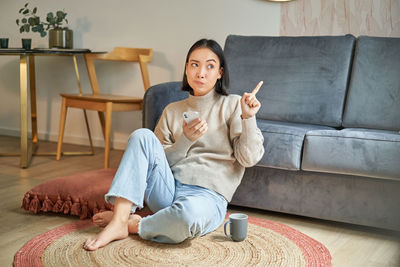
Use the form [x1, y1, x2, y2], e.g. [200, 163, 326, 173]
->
[14, 215, 331, 267]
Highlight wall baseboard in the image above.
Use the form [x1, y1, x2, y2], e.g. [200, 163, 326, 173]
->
[0, 127, 128, 150]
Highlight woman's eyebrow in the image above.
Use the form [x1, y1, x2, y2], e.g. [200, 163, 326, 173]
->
[189, 59, 217, 63]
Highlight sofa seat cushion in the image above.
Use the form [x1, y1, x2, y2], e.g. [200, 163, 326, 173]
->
[257, 120, 334, 170]
[302, 128, 400, 179]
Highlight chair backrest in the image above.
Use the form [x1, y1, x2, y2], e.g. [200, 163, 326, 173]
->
[84, 47, 153, 95]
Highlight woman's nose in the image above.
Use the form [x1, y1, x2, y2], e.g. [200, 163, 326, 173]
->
[197, 67, 206, 78]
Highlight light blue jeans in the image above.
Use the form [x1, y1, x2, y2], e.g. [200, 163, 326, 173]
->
[105, 128, 228, 243]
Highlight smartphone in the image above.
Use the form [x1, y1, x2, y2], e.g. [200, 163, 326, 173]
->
[183, 111, 200, 123]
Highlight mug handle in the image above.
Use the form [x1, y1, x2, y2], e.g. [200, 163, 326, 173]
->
[224, 221, 231, 238]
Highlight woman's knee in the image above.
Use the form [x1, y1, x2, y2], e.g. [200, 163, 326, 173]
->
[127, 128, 158, 147]
[129, 128, 154, 140]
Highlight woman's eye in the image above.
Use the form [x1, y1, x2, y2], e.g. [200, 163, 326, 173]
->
[191, 63, 198, 67]
[207, 64, 214, 69]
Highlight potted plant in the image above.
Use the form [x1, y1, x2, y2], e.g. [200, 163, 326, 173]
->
[16, 3, 73, 49]
[44, 10, 73, 49]
[16, 3, 46, 49]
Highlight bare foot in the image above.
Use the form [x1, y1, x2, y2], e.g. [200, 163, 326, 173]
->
[84, 219, 129, 251]
[127, 214, 141, 234]
[92, 211, 141, 234]
[93, 211, 113, 227]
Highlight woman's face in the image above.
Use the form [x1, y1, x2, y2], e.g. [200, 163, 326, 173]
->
[185, 47, 223, 96]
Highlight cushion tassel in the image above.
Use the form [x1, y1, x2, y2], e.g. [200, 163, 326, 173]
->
[99, 204, 106, 213]
[62, 195, 72, 215]
[41, 195, 54, 212]
[22, 193, 31, 210]
[52, 195, 63, 213]
[71, 200, 81, 216]
[80, 200, 89, 219]
[29, 195, 41, 214]
[93, 202, 99, 215]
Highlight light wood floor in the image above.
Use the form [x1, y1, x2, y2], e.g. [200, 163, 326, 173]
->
[0, 135, 399, 267]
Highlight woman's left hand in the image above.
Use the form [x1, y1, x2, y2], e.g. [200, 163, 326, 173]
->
[240, 81, 263, 119]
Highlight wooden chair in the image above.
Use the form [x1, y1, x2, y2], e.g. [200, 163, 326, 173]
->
[56, 47, 153, 168]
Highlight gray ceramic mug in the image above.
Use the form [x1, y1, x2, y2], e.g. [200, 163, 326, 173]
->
[224, 213, 248, 242]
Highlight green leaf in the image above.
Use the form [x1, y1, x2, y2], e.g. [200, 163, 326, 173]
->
[28, 17, 34, 25]
[56, 11, 64, 18]
[22, 18, 27, 23]
[19, 8, 24, 13]
[24, 3, 28, 7]
[40, 31, 47, 37]
[33, 7, 37, 14]
[65, 19, 68, 24]
[16, 19, 19, 25]
[20, 26, 24, 33]
[47, 12, 54, 18]
[32, 26, 38, 32]
[23, 9, 29, 14]
[24, 24, 30, 32]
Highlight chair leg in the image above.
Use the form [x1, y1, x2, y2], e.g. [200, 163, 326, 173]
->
[104, 102, 112, 168]
[56, 97, 68, 160]
[82, 109, 95, 154]
[98, 111, 106, 138]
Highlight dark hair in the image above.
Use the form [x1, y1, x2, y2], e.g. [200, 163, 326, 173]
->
[182, 39, 229, 96]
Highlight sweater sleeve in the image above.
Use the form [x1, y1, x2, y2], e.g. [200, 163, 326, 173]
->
[154, 108, 194, 166]
[230, 99, 264, 167]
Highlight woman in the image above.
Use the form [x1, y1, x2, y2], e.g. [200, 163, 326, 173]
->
[84, 39, 264, 250]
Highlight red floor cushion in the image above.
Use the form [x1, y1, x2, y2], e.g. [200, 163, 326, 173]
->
[21, 168, 116, 219]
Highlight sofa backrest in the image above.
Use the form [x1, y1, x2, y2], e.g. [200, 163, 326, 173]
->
[224, 35, 355, 127]
[343, 36, 400, 131]
[142, 81, 187, 131]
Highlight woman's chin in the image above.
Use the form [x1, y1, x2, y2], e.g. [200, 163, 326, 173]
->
[192, 87, 214, 96]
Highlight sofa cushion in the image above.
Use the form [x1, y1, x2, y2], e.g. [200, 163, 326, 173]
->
[343, 36, 400, 131]
[302, 128, 400, 179]
[257, 120, 334, 170]
[224, 34, 355, 127]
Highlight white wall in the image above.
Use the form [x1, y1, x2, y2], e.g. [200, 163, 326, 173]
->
[0, 0, 280, 149]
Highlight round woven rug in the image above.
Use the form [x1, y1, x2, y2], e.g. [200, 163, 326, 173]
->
[14, 216, 331, 267]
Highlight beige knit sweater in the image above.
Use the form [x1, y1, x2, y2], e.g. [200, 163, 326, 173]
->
[154, 89, 264, 201]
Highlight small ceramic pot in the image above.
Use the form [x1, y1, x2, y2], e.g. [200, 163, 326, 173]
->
[22, 38, 32, 50]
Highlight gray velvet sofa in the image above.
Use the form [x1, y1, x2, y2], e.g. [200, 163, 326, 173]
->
[143, 35, 400, 231]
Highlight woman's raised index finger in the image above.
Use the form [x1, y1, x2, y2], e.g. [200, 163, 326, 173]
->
[251, 81, 263, 95]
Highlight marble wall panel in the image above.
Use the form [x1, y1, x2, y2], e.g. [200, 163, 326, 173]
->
[281, 0, 400, 37]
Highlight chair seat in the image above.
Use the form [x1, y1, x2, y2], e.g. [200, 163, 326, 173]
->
[60, 93, 143, 103]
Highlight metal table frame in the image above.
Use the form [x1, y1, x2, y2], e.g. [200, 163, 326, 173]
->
[0, 48, 99, 168]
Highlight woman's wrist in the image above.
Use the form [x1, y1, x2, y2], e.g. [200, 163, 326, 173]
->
[241, 114, 253, 120]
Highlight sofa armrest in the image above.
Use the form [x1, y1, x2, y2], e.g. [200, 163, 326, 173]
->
[142, 81, 187, 131]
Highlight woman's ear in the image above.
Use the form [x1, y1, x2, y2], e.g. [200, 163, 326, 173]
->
[218, 67, 223, 79]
